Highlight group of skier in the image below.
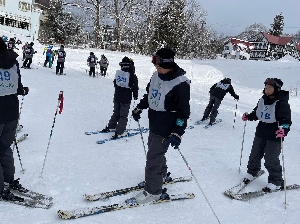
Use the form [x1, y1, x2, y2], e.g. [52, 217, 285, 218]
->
[87, 52, 109, 77]
[0, 36, 292, 206]
[43, 45, 67, 75]
[100, 47, 291, 203]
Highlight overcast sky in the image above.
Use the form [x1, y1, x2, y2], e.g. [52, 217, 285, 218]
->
[199, 0, 300, 36]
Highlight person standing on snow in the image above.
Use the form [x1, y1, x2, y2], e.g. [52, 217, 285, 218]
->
[0, 38, 29, 201]
[22, 42, 35, 69]
[43, 45, 53, 68]
[87, 52, 98, 77]
[131, 48, 190, 204]
[21, 42, 28, 61]
[55, 45, 66, 75]
[200, 78, 239, 125]
[99, 54, 109, 76]
[242, 78, 291, 192]
[101, 57, 139, 138]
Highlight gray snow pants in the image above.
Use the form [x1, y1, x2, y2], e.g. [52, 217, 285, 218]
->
[144, 132, 168, 195]
[203, 95, 221, 123]
[0, 120, 17, 193]
[107, 102, 131, 135]
[247, 136, 283, 186]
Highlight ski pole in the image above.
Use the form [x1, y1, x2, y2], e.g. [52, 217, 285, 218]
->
[13, 141, 25, 173]
[233, 99, 238, 129]
[177, 147, 221, 224]
[40, 91, 64, 177]
[238, 120, 247, 173]
[137, 120, 147, 156]
[13, 95, 25, 152]
[125, 101, 136, 142]
[279, 126, 288, 208]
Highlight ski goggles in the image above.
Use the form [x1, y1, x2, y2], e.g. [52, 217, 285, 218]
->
[264, 78, 281, 88]
[152, 54, 174, 66]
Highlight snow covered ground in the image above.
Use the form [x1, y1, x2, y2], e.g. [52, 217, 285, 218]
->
[1, 31, 300, 224]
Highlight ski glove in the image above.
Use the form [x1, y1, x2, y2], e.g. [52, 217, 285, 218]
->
[164, 133, 181, 149]
[132, 108, 142, 121]
[235, 95, 239, 100]
[133, 95, 138, 101]
[275, 129, 285, 138]
[242, 113, 248, 121]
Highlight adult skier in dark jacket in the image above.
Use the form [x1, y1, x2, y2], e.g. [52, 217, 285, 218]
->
[200, 78, 239, 125]
[101, 57, 139, 138]
[131, 48, 190, 204]
[0, 38, 29, 201]
[242, 78, 291, 192]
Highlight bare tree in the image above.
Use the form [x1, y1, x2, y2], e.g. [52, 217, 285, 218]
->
[63, 0, 109, 47]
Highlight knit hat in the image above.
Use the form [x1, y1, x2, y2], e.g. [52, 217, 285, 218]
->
[152, 48, 175, 69]
[30, 42, 34, 46]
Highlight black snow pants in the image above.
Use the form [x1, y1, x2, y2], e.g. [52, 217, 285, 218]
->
[0, 120, 17, 193]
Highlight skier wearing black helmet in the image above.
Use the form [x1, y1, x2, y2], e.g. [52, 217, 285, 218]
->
[241, 78, 291, 192]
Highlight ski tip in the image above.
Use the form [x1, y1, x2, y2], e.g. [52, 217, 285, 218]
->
[57, 210, 74, 219]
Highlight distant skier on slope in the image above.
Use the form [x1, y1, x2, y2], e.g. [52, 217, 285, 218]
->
[98, 54, 109, 76]
[200, 78, 239, 125]
[55, 45, 66, 75]
[242, 78, 291, 192]
[87, 52, 98, 77]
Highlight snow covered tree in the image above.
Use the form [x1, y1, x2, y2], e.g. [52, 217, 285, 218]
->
[269, 13, 284, 37]
[150, 0, 186, 55]
[39, 0, 85, 44]
[237, 23, 268, 41]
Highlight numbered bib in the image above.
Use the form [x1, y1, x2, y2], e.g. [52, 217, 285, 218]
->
[115, 70, 130, 88]
[58, 51, 64, 58]
[148, 72, 190, 111]
[256, 98, 278, 123]
[216, 81, 230, 91]
[0, 65, 18, 96]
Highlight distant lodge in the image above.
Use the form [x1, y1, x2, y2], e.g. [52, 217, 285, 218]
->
[222, 32, 300, 61]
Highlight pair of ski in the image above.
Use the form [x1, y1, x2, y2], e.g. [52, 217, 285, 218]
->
[1, 185, 53, 209]
[224, 170, 300, 200]
[93, 126, 194, 144]
[194, 118, 222, 129]
[57, 175, 194, 219]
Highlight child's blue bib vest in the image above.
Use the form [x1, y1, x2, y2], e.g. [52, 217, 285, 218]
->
[148, 71, 190, 111]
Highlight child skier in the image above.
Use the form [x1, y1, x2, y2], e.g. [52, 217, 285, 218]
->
[200, 78, 239, 125]
[101, 57, 138, 138]
[22, 42, 35, 69]
[242, 78, 291, 192]
[87, 52, 98, 77]
[43, 45, 53, 68]
[99, 54, 109, 76]
[55, 45, 66, 75]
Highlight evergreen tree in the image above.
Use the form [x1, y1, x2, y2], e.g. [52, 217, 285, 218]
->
[39, 0, 85, 44]
[269, 12, 284, 37]
[150, 0, 187, 55]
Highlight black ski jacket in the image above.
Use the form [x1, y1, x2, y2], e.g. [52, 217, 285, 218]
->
[0, 50, 24, 123]
[247, 91, 292, 142]
[113, 67, 139, 104]
[210, 79, 239, 100]
[136, 64, 190, 137]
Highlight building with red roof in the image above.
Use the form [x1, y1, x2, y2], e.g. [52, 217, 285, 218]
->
[222, 38, 253, 60]
[249, 32, 299, 60]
